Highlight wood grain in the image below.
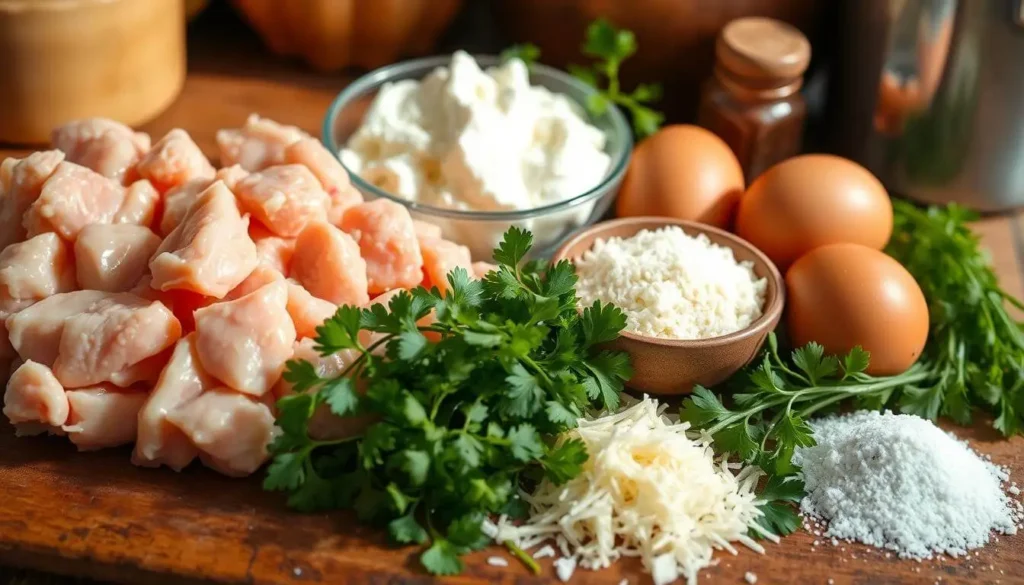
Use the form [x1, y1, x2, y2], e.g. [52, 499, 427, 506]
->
[1, 9, 1023, 585]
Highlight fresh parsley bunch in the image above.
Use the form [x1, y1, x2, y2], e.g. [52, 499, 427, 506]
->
[886, 200, 1024, 435]
[570, 19, 665, 138]
[264, 227, 631, 576]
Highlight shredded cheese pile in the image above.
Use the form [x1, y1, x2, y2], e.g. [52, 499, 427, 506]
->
[490, 398, 772, 585]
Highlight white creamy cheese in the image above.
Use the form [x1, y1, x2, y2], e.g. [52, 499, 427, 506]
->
[341, 51, 611, 213]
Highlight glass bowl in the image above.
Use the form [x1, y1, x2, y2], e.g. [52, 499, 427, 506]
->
[321, 54, 633, 261]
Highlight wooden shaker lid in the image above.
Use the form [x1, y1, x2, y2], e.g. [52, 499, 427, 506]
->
[716, 17, 811, 85]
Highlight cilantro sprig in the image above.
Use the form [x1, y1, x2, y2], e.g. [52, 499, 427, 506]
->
[265, 227, 631, 575]
[569, 19, 664, 138]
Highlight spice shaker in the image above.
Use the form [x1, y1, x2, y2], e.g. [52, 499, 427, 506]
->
[697, 17, 811, 183]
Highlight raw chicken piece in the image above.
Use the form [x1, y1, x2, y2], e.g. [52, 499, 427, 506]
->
[149, 181, 258, 298]
[472, 261, 497, 279]
[166, 387, 277, 477]
[419, 237, 472, 294]
[194, 281, 295, 396]
[412, 219, 443, 240]
[234, 165, 330, 237]
[62, 386, 147, 451]
[135, 129, 216, 192]
[0, 232, 76, 302]
[133, 333, 213, 471]
[3, 360, 69, 426]
[23, 161, 126, 241]
[250, 221, 295, 275]
[6, 290, 109, 366]
[225, 264, 284, 300]
[75, 224, 161, 292]
[216, 114, 309, 172]
[0, 300, 33, 361]
[110, 348, 173, 388]
[283, 137, 362, 225]
[52, 293, 181, 388]
[114, 179, 161, 227]
[131, 276, 212, 334]
[341, 199, 424, 293]
[0, 151, 64, 251]
[158, 178, 213, 237]
[51, 118, 151, 184]
[291, 222, 369, 306]
[274, 338, 370, 441]
[285, 281, 336, 339]
[214, 164, 250, 191]
[254, 237, 294, 276]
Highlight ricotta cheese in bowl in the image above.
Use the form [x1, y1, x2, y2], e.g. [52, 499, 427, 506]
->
[323, 52, 631, 260]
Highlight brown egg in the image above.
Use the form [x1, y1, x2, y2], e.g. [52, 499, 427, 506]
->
[736, 155, 893, 270]
[617, 125, 744, 229]
[785, 243, 929, 376]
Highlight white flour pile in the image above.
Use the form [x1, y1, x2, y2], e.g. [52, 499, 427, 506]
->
[573, 227, 766, 340]
[794, 410, 1023, 559]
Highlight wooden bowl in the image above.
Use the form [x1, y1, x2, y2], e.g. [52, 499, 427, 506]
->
[0, 0, 186, 144]
[553, 217, 784, 395]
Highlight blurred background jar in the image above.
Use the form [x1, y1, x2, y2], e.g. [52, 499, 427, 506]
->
[493, 0, 824, 123]
[697, 17, 811, 183]
[0, 0, 186, 144]
[229, 0, 463, 71]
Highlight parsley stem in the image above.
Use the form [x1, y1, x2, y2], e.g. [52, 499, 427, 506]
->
[504, 539, 541, 575]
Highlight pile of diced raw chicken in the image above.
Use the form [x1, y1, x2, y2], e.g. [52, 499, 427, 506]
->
[0, 115, 492, 477]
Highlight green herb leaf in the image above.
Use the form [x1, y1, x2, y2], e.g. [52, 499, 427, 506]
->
[508, 424, 544, 461]
[493, 226, 533, 268]
[315, 305, 364, 354]
[542, 438, 588, 484]
[581, 301, 628, 348]
[321, 376, 360, 417]
[388, 513, 429, 545]
[500, 43, 541, 66]
[263, 452, 306, 491]
[842, 346, 871, 377]
[421, 540, 463, 576]
[792, 343, 839, 384]
[447, 513, 490, 552]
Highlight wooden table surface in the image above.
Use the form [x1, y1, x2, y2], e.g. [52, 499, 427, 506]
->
[2, 7, 1024, 585]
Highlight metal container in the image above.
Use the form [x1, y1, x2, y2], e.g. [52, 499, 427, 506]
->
[828, 0, 1024, 212]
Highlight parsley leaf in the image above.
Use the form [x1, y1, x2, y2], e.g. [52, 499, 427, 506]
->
[421, 540, 462, 576]
[580, 301, 627, 347]
[388, 513, 428, 545]
[315, 305, 364, 354]
[508, 424, 544, 461]
[321, 376, 360, 417]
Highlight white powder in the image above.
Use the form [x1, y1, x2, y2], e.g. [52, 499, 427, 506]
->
[794, 411, 1022, 559]
[573, 227, 766, 340]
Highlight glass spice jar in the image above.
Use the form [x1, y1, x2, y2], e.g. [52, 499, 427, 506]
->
[697, 17, 811, 184]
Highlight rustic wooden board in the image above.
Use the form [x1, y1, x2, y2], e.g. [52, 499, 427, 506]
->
[2, 9, 1024, 585]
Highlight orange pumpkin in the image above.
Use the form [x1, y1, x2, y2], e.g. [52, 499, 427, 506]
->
[230, 0, 463, 72]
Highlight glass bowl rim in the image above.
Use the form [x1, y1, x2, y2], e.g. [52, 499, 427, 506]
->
[320, 53, 633, 221]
